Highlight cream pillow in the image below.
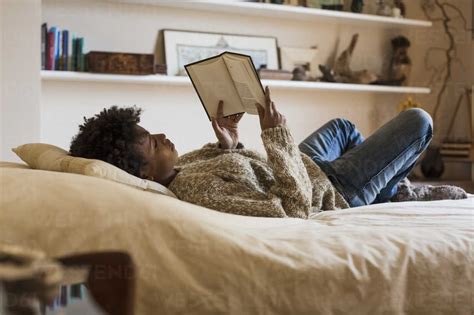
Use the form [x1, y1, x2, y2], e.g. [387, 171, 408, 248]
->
[12, 143, 177, 198]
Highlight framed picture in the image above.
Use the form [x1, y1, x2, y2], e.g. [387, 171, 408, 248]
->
[279, 46, 320, 78]
[163, 29, 279, 76]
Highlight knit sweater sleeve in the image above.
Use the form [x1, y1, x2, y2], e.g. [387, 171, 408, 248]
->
[260, 126, 313, 218]
[176, 142, 245, 167]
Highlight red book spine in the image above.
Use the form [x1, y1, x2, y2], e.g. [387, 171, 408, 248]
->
[47, 31, 55, 70]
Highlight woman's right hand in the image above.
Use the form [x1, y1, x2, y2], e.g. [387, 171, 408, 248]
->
[255, 86, 286, 131]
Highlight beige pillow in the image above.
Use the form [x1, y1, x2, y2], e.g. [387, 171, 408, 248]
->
[12, 143, 176, 198]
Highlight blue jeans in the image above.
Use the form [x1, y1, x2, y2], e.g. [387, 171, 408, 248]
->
[299, 108, 433, 207]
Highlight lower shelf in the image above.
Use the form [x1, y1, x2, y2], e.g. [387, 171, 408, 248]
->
[41, 71, 431, 94]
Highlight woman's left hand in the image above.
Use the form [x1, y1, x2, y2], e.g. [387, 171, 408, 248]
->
[211, 100, 244, 149]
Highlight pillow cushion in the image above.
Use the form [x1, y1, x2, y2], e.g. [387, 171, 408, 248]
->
[12, 143, 176, 198]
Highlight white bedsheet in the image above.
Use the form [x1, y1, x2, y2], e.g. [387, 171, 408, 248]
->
[0, 165, 473, 314]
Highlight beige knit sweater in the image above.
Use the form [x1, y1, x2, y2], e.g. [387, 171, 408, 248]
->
[168, 126, 349, 219]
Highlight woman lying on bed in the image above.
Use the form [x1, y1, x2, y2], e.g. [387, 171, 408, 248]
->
[69, 86, 467, 218]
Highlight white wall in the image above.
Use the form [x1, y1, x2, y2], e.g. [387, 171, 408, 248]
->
[0, 0, 42, 161]
[405, 0, 472, 143]
[40, 0, 402, 153]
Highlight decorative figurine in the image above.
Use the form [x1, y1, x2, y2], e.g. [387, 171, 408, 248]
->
[392, 7, 403, 18]
[292, 64, 311, 81]
[351, 0, 364, 13]
[388, 35, 411, 86]
[393, 0, 406, 17]
[376, 0, 392, 16]
[330, 33, 378, 84]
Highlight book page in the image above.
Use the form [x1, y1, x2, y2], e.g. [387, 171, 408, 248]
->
[186, 57, 243, 119]
[223, 54, 266, 115]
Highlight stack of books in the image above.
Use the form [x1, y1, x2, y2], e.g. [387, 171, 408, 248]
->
[41, 23, 86, 72]
[440, 142, 472, 158]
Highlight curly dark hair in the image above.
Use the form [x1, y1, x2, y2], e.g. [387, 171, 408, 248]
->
[69, 106, 146, 177]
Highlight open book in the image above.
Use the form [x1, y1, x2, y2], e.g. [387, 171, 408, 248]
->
[185, 52, 266, 120]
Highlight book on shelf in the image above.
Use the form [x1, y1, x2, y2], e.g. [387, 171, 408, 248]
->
[71, 34, 77, 71]
[46, 27, 55, 70]
[76, 37, 85, 72]
[54, 28, 60, 70]
[41, 23, 47, 70]
[185, 51, 266, 121]
[60, 30, 68, 71]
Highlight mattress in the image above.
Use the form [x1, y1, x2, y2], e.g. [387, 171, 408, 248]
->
[0, 163, 473, 314]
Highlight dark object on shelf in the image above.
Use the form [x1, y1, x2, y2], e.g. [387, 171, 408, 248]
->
[87, 51, 154, 75]
[154, 64, 167, 75]
[376, 0, 392, 16]
[41, 23, 47, 70]
[270, 0, 284, 4]
[319, 65, 336, 82]
[351, 0, 364, 13]
[421, 146, 445, 178]
[257, 66, 293, 80]
[393, 0, 406, 17]
[292, 64, 311, 81]
[388, 36, 411, 85]
[322, 4, 344, 11]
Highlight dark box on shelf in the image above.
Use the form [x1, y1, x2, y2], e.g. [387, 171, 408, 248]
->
[87, 51, 155, 75]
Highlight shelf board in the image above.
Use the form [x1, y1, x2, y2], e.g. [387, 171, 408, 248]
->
[41, 71, 431, 94]
[442, 157, 474, 163]
[114, 0, 432, 28]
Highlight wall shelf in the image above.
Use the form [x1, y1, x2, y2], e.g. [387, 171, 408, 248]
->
[41, 71, 431, 94]
[113, 0, 433, 28]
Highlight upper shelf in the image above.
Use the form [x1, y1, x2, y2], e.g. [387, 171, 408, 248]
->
[41, 71, 431, 94]
[114, 0, 433, 28]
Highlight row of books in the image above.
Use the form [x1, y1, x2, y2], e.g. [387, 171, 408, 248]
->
[41, 23, 86, 71]
[41, 283, 85, 312]
[440, 142, 472, 158]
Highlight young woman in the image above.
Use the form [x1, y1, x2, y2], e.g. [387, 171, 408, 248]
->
[70, 87, 466, 218]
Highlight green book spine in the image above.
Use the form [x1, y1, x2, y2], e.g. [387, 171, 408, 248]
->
[72, 37, 77, 71]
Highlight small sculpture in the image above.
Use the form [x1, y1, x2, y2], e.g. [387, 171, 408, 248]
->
[351, 0, 364, 13]
[376, 0, 392, 16]
[291, 63, 320, 81]
[388, 35, 411, 86]
[292, 64, 310, 81]
[393, 0, 406, 17]
[326, 33, 378, 84]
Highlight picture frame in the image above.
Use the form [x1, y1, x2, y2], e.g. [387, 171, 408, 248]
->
[163, 29, 279, 76]
[279, 46, 320, 78]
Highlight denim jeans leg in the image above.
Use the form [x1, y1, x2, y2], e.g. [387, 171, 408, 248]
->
[372, 161, 415, 203]
[299, 118, 365, 202]
[299, 118, 365, 164]
[326, 108, 433, 207]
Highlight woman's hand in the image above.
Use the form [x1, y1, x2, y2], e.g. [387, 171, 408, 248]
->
[211, 100, 244, 149]
[255, 86, 286, 131]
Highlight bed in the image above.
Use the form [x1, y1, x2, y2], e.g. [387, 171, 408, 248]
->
[0, 161, 472, 314]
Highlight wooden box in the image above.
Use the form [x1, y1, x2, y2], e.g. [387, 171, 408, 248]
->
[87, 51, 154, 75]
